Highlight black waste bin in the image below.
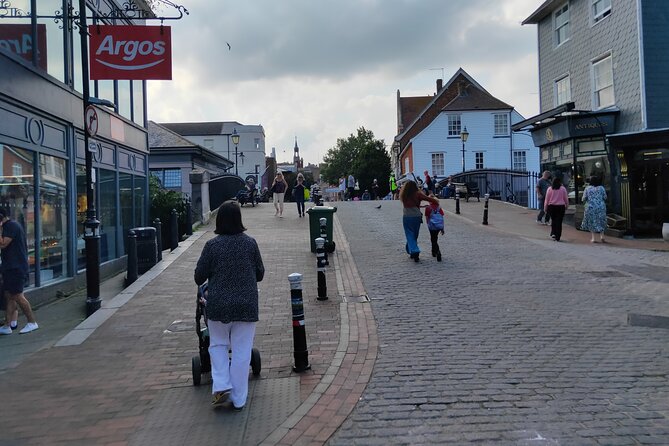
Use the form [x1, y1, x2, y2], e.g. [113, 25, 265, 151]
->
[132, 227, 158, 273]
[306, 206, 337, 253]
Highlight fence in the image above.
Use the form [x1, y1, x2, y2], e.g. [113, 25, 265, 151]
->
[440, 169, 541, 209]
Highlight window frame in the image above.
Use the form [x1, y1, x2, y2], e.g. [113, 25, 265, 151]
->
[513, 151, 527, 171]
[431, 152, 445, 176]
[592, 53, 615, 109]
[592, 0, 612, 25]
[475, 152, 484, 170]
[493, 113, 509, 136]
[447, 114, 462, 137]
[554, 74, 571, 106]
[553, 2, 570, 47]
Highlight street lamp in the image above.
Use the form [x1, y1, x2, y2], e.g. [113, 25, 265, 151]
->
[460, 126, 469, 173]
[231, 128, 242, 176]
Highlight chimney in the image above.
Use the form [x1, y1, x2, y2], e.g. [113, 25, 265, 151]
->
[436, 78, 443, 92]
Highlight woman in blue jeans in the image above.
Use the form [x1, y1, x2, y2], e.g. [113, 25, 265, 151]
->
[400, 180, 439, 262]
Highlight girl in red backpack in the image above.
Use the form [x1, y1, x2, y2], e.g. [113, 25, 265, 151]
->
[425, 194, 445, 262]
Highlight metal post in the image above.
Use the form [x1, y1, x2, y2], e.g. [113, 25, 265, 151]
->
[185, 197, 193, 236]
[78, 1, 101, 316]
[455, 190, 461, 215]
[461, 141, 466, 173]
[318, 217, 329, 265]
[170, 208, 179, 251]
[235, 145, 239, 176]
[153, 218, 162, 262]
[125, 230, 138, 286]
[482, 193, 490, 225]
[288, 273, 311, 372]
[315, 238, 328, 301]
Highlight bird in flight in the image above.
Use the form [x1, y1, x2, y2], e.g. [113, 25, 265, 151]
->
[226, 42, 231, 50]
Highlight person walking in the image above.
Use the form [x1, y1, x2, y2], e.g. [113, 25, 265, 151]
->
[544, 177, 569, 242]
[536, 171, 552, 225]
[425, 195, 445, 262]
[581, 176, 608, 243]
[270, 171, 287, 217]
[338, 177, 345, 201]
[293, 173, 306, 217]
[371, 179, 380, 200]
[347, 174, 355, 201]
[0, 207, 38, 335]
[194, 201, 265, 411]
[389, 172, 399, 200]
[400, 180, 439, 262]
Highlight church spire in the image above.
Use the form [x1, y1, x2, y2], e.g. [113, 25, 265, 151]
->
[293, 136, 302, 169]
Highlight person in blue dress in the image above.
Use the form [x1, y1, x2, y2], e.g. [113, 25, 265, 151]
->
[581, 176, 608, 243]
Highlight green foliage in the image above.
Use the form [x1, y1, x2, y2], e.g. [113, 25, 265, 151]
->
[149, 175, 188, 240]
[320, 127, 391, 197]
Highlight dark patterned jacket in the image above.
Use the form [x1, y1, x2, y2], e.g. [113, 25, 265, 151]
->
[194, 233, 265, 323]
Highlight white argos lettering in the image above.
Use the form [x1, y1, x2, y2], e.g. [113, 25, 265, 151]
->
[95, 35, 166, 62]
[0, 34, 33, 55]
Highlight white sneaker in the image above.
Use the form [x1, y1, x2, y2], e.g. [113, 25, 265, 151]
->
[19, 322, 39, 334]
[0, 325, 12, 335]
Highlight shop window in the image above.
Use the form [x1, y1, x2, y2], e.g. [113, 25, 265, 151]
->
[0, 145, 35, 288]
[97, 80, 115, 106]
[118, 80, 132, 120]
[76, 165, 86, 271]
[431, 153, 444, 176]
[38, 153, 68, 283]
[132, 80, 145, 126]
[99, 169, 117, 262]
[134, 176, 145, 228]
[120, 173, 133, 256]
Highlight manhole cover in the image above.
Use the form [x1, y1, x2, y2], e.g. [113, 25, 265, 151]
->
[341, 294, 370, 303]
[584, 271, 628, 278]
[165, 320, 195, 333]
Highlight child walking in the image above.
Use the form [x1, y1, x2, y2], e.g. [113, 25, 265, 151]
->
[425, 196, 445, 262]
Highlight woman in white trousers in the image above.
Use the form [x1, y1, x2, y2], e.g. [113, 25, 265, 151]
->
[270, 172, 287, 217]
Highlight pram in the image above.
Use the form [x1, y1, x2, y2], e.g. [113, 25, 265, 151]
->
[191, 282, 261, 386]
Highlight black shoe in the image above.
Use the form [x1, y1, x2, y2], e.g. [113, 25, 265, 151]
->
[413, 254, 420, 262]
[432, 251, 437, 257]
[437, 253, 442, 262]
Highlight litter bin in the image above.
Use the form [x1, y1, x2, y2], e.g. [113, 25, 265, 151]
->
[306, 206, 337, 253]
[132, 227, 158, 273]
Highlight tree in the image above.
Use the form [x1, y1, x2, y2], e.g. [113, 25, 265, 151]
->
[320, 127, 391, 197]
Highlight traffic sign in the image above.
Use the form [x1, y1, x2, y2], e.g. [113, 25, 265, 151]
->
[85, 105, 98, 137]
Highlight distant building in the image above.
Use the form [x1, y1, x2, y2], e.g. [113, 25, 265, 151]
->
[517, 0, 669, 235]
[393, 68, 536, 179]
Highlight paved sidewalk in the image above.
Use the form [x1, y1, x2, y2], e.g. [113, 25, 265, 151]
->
[0, 204, 376, 446]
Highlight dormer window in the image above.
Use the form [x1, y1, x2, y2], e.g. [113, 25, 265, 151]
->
[593, 0, 611, 24]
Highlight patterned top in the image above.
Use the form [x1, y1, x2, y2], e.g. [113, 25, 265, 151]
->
[581, 185, 608, 233]
[194, 233, 265, 323]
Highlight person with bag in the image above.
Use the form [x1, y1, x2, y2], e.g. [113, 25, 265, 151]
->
[425, 194, 445, 262]
[544, 177, 569, 242]
[194, 201, 265, 411]
[581, 176, 608, 243]
[293, 173, 306, 218]
[400, 180, 439, 262]
[270, 171, 287, 217]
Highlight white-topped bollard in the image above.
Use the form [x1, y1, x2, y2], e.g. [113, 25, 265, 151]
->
[315, 237, 328, 301]
[318, 217, 329, 265]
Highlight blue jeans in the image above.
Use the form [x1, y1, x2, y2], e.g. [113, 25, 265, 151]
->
[403, 216, 422, 255]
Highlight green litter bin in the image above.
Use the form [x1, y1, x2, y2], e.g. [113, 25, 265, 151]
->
[306, 206, 337, 252]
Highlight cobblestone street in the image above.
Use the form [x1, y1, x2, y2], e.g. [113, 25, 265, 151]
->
[329, 200, 669, 445]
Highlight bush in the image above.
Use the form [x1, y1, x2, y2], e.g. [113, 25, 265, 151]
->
[149, 176, 189, 243]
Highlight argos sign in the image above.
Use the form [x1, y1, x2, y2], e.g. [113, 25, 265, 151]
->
[89, 25, 172, 80]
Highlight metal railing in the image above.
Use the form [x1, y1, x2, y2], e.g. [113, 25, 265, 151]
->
[439, 169, 542, 209]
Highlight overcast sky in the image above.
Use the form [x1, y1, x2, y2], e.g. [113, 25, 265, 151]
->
[148, 0, 545, 165]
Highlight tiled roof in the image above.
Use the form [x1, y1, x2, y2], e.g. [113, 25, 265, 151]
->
[160, 122, 226, 136]
[399, 96, 433, 133]
[441, 85, 512, 111]
[148, 121, 199, 148]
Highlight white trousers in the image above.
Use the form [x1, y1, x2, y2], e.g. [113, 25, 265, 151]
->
[273, 192, 285, 213]
[207, 320, 256, 408]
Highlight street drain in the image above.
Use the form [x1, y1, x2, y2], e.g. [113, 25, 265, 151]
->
[584, 271, 628, 278]
[341, 294, 370, 303]
[628, 313, 669, 330]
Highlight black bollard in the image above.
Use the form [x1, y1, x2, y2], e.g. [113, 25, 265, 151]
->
[318, 217, 329, 265]
[170, 208, 179, 251]
[153, 218, 163, 262]
[482, 193, 490, 225]
[288, 273, 311, 372]
[315, 237, 328, 301]
[455, 190, 461, 215]
[185, 197, 193, 236]
[125, 230, 138, 286]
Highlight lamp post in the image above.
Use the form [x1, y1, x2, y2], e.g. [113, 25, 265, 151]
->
[232, 128, 242, 176]
[460, 126, 469, 173]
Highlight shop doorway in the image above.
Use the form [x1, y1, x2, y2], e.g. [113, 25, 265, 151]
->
[629, 149, 669, 236]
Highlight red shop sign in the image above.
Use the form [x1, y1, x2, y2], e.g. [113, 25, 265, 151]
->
[0, 24, 48, 71]
[89, 25, 172, 80]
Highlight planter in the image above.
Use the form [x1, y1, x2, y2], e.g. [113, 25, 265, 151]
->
[663, 222, 669, 242]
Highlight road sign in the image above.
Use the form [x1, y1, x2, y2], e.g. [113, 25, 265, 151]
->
[85, 105, 98, 137]
[88, 139, 100, 153]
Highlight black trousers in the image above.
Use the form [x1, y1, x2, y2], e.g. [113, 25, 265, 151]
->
[547, 204, 566, 241]
[429, 230, 441, 255]
[296, 200, 305, 215]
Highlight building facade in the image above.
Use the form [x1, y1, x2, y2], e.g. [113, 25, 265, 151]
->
[519, 0, 669, 235]
[0, 0, 152, 304]
[395, 69, 537, 180]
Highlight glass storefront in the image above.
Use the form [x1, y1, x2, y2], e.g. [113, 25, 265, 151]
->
[99, 169, 118, 262]
[120, 173, 133, 255]
[38, 153, 67, 283]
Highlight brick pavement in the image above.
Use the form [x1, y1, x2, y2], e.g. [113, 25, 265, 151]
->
[0, 203, 377, 446]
